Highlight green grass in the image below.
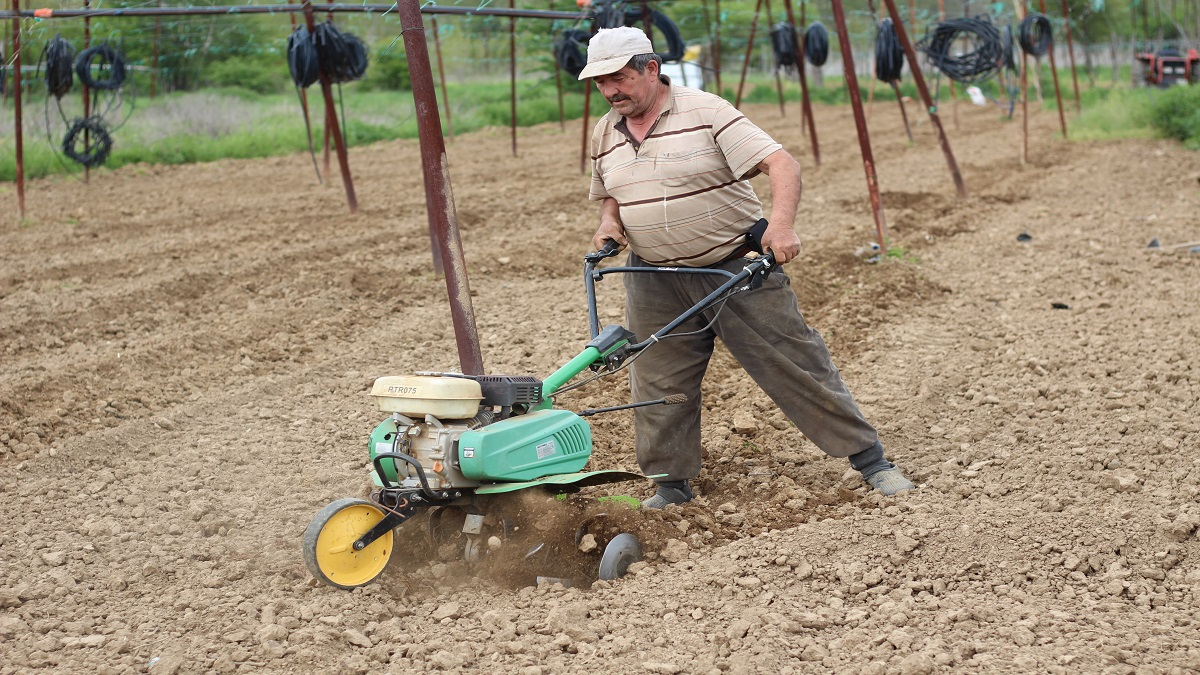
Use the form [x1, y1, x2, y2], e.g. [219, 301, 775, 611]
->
[0, 79, 613, 182]
[3, 68, 1197, 182]
[1070, 87, 1161, 142]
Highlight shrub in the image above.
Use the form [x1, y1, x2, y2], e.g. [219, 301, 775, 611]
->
[359, 53, 411, 91]
[206, 57, 289, 95]
[1149, 85, 1200, 148]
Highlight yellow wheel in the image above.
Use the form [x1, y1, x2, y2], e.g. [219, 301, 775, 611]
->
[303, 498, 394, 589]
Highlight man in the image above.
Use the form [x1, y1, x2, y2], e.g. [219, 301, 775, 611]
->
[580, 27, 915, 508]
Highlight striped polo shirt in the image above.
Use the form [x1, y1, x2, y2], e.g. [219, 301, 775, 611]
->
[589, 79, 782, 267]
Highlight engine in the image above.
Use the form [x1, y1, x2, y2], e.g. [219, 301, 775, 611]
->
[366, 374, 592, 489]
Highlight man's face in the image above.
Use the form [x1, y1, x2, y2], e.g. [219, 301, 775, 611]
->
[593, 61, 660, 118]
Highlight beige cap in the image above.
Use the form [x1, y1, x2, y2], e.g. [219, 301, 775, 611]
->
[577, 27, 654, 80]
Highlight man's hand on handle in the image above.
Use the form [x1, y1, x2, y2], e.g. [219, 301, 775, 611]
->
[593, 197, 628, 251]
[756, 148, 804, 264]
[761, 221, 802, 263]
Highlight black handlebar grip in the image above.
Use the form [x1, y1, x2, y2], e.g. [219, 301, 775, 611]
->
[747, 218, 770, 254]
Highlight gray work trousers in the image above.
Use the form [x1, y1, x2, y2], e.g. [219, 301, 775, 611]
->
[625, 253, 879, 482]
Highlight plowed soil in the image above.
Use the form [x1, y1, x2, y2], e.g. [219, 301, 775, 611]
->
[2, 98, 1199, 674]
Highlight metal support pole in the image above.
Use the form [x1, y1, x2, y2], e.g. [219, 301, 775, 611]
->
[890, 80, 913, 142]
[396, 0, 484, 376]
[551, 1, 565, 130]
[828, 0, 888, 250]
[150, 3, 160, 98]
[580, 84, 591, 174]
[322, 10, 333, 178]
[1060, 0, 1081, 112]
[83, 0, 91, 183]
[430, 16, 454, 140]
[11, 0, 24, 218]
[508, 0, 517, 156]
[1038, 0, 1067, 139]
[784, 0, 820, 165]
[713, 0, 723, 95]
[302, 1, 358, 211]
[0, 4, 587, 19]
[881, 0, 967, 197]
[1018, 0, 1028, 165]
[286, 0, 316, 180]
[735, 0, 764, 109]
[765, 0, 785, 116]
[939, 0, 958, 129]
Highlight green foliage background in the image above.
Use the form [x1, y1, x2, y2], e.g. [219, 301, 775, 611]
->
[1, 0, 1198, 181]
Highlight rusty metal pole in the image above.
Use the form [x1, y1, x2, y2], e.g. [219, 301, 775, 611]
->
[829, 0, 888, 249]
[713, 0, 723, 95]
[509, 0, 517, 156]
[150, 3, 160, 98]
[1019, 0, 1028, 164]
[580, 84, 591, 174]
[430, 16, 455, 140]
[83, 0, 90, 183]
[322, 10, 334, 178]
[891, 80, 913, 141]
[396, 0, 484, 375]
[286, 0, 314, 160]
[1038, 0, 1068, 138]
[765, 0, 785, 116]
[302, 2, 358, 211]
[881, 0, 967, 197]
[1060, 0, 1081, 112]
[551, 1, 565, 130]
[784, 0, 820, 165]
[735, 0, 764, 109]
[11, 0, 24, 218]
[938, 0, 958, 129]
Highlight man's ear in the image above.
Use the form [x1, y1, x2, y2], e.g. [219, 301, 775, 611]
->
[646, 58, 660, 77]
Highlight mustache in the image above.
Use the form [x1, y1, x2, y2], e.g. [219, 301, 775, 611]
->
[608, 95, 630, 103]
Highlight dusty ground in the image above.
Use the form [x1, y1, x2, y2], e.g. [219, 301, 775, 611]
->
[2, 95, 1199, 674]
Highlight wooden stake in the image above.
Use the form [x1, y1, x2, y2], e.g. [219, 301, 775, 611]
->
[829, 0, 889, 249]
[303, 2, 358, 212]
[11, 0, 24, 218]
[735, 0, 764, 109]
[784, 0, 821, 166]
[1037, 0, 1067, 139]
[1060, 0, 1081, 112]
[509, 0, 517, 156]
[882, 0, 967, 196]
[431, 16, 455, 140]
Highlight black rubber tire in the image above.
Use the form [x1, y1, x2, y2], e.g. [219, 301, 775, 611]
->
[302, 498, 394, 590]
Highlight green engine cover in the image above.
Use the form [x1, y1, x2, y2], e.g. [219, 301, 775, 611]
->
[457, 409, 592, 481]
[368, 418, 402, 483]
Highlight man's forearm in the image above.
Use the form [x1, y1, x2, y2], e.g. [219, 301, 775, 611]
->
[765, 155, 802, 228]
[600, 197, 621, 224]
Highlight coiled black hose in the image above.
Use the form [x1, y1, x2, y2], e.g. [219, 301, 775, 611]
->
[804, 22, 829, 67]
[770, 22, 797, 70]
[874, 18, 904, 82]
[62, 116, 113, 167]
[554, 28, 592, 78]
[314, 22, 369, 84]
[588, 4, 686, 63]
[1018, 13, 1052, 58]
[1002, 24, 1018, 71]
[74, 44, 126, 90]
[287, 26, 320, 88]
[917, 16, 1005, 84]
[43, 35, 75, 99]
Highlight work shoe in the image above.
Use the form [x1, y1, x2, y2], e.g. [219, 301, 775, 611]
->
[641, 481, 693, 509]
[865, 467, 916, 496]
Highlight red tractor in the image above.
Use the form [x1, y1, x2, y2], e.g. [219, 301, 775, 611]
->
[1135, 47, 1200, 87]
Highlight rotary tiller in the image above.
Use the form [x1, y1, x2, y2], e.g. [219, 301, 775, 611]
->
[303, 237, 776, 590]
